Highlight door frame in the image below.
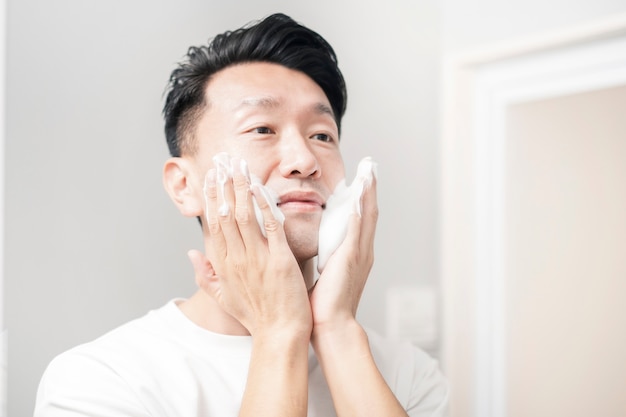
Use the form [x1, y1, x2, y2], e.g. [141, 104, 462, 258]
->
[440, 14, 626, 417]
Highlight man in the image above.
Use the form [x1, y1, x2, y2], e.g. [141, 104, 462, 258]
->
[35, 13, 448, 416]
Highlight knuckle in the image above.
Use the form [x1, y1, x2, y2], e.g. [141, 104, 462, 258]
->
[263, 219, 280, 233]
[218, 209, 233, 223]
[232, 260, 247, 274]
[205, 184, 218, 199]
[368, 205, 379, 220]
[235, 206, 250, 224]
[255, 197, 269, 210]
[232, 175, 249, 189]
[208, 218, 221, 235]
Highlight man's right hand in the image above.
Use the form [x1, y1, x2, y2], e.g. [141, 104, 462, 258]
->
[193, 157, 312, 339]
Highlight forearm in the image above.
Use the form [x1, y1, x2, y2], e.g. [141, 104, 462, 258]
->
[311, 320, 408, 417]
[239, 329, 310, 417]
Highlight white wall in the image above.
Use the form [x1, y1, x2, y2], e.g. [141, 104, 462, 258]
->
[5, 1, 441, 415]
[441, 0, 626, 53]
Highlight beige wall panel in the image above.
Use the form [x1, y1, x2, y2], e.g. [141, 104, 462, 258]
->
[505, 85, 626, 417]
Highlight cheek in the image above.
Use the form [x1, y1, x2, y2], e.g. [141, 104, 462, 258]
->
[243, 159, 274, 183]
[196, 143, 271, 181]
[322, 156, 346, 190]
[189, 154, 214, 186]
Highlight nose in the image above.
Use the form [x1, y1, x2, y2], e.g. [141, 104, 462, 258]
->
[278, 134, 321, 179]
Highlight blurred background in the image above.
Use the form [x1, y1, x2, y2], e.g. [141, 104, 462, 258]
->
[2, 0, 626, 416]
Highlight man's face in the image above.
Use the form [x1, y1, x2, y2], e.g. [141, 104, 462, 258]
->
[189, 62, 346, 262]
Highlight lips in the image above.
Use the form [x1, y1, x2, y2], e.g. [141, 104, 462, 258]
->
[277, 190, 326, 210]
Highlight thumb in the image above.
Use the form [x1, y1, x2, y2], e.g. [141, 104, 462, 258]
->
[187, 249, 219, 296]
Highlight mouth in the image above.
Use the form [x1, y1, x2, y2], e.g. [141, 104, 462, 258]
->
[277, 191, 326, 212]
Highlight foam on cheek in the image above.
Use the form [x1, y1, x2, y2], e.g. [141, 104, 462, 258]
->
[205, 152, 284, 237]
[317, 157, 377, 273]
[213, 153, 232, 216]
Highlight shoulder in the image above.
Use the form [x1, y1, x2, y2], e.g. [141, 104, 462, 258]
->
[35, 300, 252, 417]
[365, 328, 450, 417]
[35, 332, 153, 417]
[38, 300, 181, 380]
[34, 304, 173, 416]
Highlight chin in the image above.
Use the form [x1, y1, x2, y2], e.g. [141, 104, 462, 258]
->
[284, 224, 319, 262]
[291, 246, 318, 264]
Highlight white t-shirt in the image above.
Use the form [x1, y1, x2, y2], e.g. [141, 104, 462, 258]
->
[35, 300, 448, 416]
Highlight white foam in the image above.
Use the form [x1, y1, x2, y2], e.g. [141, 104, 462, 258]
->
[204, 152, 284, 237]
[317, 157, 377, 273]
[203, 153, 377, 269]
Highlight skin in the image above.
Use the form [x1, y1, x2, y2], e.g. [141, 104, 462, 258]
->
[163, 62, 408, 416]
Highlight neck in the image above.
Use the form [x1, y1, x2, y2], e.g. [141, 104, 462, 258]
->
[300, 258, 317, 290]
[178, 290, 250, 335]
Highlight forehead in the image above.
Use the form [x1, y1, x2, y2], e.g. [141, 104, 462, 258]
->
[204, 62, 334, 115]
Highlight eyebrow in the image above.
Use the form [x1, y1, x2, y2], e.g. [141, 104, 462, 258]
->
[236, 96, 335, 118]
[313, 102, 335, 118]
[239, 96, 281, 109]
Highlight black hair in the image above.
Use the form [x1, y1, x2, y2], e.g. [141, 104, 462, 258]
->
[163, 13, 347, 157]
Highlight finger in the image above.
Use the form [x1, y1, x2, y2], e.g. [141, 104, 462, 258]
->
[251, 184, 288, 251]
[187, 249, 215, 283]
[359, 176, 378, 254]
[214, 161, 245, 255]
[231, 157, 264, 248]
[204, 169, 227, 260]
[187, 249, 220, 297]
[334, 177, 377, 270]
[341, 175, 378, 251]
[343, 210, 362, 252]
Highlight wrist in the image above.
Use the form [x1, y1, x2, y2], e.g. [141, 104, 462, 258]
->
[251, 326, 311, 367]
[251, 307, 313, 340]
[253, 321, 312, 345]
[311, 318, 368, 356]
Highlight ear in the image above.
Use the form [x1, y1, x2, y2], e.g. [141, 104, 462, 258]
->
[163, 157, 204, 218]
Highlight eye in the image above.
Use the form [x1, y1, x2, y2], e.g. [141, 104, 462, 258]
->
[253, 126, 274, 134]
[311, 133, 334, 143]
